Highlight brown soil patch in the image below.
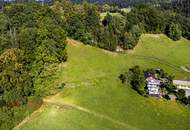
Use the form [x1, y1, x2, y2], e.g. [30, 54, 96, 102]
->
[144, 34, 161, 38]
[66, 38, 82, 46]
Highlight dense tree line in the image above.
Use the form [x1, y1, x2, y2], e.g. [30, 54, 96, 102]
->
[0, 3, 67, 129]
[1, 1, 190, 52]
[71, 0, 190, 18]
[54, 1, 190, 51]
[162, 0, 190, 17]
[2, 0, 190, 17]
[71, 0, 172, 8]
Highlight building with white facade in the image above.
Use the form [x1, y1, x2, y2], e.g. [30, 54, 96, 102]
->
[146, 76, 161, 96]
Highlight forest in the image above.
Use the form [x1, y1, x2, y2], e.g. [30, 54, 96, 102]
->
[71, 0, 190, 17]
[1, 0, 190, 129]
[161, 0, 190, 17]
[0, 3, 67, 129]
[56, 0, 190, 51]
[71, 0, 170, 7]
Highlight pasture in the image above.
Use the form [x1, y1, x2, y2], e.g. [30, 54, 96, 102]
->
[17, 34, 190, 130]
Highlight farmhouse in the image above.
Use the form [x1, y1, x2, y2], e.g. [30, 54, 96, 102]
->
[146, 76, 161, 96]
[173, 80, 190, 97]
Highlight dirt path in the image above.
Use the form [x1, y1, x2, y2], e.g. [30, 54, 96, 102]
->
[44, 98, 138, 130]
[181, 66, 190, 73]
[14, 93, 138, 130]
[13, 104, 46, 130]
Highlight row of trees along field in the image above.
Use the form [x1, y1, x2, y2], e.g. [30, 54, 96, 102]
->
[0, 3, 67, 129]
[53, 1, 190, 51]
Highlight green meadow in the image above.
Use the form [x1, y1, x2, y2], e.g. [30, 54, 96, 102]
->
[18, 34, 190, 130]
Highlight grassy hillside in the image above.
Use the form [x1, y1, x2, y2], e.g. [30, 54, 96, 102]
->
[130, 34, 190, 79]
[17, 34, 190, 130]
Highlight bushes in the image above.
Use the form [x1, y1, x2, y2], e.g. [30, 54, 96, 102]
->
[122, 25, 141, 49]
[0, 49, 34, 106]
[166, 23, 182, 41]
[175, 89, 190, 105]
[119, 66, 146, 96]
[0, 105, 35, 130]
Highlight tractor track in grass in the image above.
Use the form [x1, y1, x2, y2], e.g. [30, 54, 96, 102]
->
[181, 66, 190, 73]
[132, 55, 189, 73]
[43, 98, 138, 130]
[13, 104, 47, 130]
[14, 93, 138, 130]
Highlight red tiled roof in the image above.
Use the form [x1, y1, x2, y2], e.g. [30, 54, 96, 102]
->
[146, 76, 156, 81]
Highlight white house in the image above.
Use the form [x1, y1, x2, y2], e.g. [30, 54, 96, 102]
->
[173, 80, 190, 97]
[146, 76, 161, 96]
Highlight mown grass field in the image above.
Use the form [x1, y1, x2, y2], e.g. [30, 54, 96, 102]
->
[18, 34, 190, 130]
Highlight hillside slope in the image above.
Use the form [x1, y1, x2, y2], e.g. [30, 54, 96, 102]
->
[17, 34, 190, 130]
